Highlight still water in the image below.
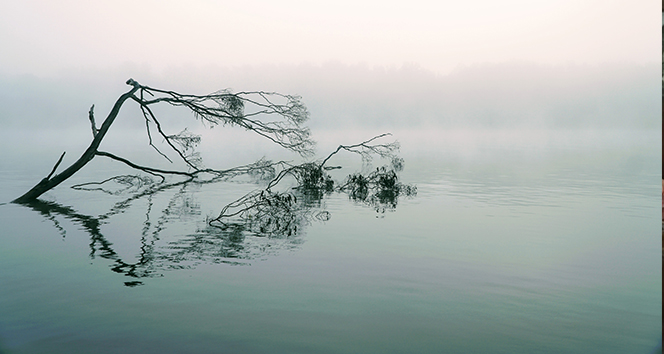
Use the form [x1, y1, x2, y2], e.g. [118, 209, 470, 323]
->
[0, 129, 660, 353]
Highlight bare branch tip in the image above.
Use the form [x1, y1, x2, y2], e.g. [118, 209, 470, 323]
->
[88, 105, 97, 137]
[126, 78, 140, 87]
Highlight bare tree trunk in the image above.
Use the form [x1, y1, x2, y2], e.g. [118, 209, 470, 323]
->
[13, 80, 140, 204]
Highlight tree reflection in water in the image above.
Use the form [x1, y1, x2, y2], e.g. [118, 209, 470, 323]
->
[17, 136, 416, 287]
[18, 183, 307, 287]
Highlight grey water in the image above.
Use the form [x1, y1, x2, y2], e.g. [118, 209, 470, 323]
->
[0, 128, 660, 354]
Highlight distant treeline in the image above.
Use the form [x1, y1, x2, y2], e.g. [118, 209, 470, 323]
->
[0, 61, 658, 130]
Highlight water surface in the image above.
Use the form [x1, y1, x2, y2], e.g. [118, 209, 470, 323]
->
[0, 129, 660, 354]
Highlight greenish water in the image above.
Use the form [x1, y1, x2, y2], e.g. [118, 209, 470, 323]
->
[0, 130, 660, 353]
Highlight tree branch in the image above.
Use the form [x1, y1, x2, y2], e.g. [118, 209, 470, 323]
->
[210, 133, 412, 234]
[95, 151, 195, 180]
[13, 79, 141, 203]
[320, 133, 396, 168]
[88, 105, 97, 138]
[13, 79, 315, 203]
[135, 85, 315, 157]
[46, 151, 66, 180]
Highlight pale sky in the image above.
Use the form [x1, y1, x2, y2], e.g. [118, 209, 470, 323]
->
[0, 0, 659, 76]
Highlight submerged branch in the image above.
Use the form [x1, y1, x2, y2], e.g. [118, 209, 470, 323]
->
[210, 134, 415, 235]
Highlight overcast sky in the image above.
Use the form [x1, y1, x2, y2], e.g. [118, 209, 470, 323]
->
[0, 0, 659, 76]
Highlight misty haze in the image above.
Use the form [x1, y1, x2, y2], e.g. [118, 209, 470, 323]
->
[0, 0, 661, 351]
[0, 61, 659, 353]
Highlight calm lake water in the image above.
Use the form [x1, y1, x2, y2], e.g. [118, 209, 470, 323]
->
[0, 129, 660, 354]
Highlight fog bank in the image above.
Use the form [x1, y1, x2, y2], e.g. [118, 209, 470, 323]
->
[0, 62, 658, 132]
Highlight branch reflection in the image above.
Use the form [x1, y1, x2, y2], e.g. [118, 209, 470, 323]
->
[17, 181, 311, 287]
[17, 154, 415, 287]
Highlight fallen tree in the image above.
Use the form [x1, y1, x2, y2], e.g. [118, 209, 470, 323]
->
[13, 78, 313, 203]
[13, 79, 415, 238]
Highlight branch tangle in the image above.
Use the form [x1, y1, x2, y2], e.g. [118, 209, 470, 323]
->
[14, 79, 314, 203]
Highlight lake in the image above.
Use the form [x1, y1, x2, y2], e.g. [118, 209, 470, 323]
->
[0, 128, 661, 354]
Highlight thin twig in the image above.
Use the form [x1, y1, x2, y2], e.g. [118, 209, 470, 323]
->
[320, 133, 393, 168]
[95, 151, 191, 180]
[46, 151, 66, 180]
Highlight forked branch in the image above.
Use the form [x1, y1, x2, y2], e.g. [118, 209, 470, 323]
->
[13, 79, 141, 203]
[13, 79, 315, 203]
